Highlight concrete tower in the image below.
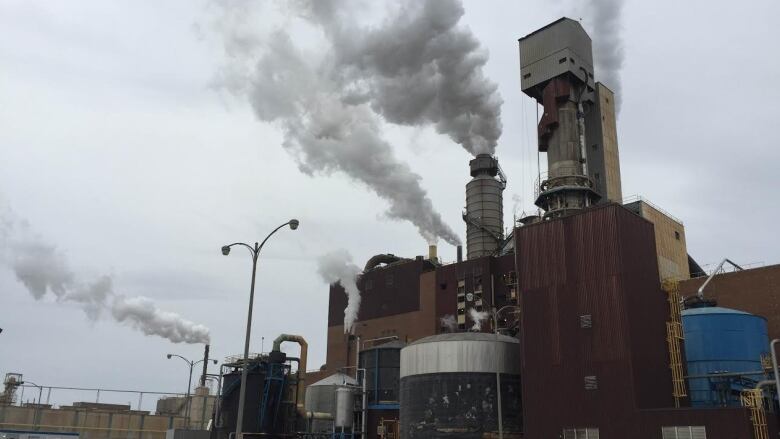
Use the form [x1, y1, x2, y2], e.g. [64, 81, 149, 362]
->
[463, 154, 506, 259]
[519, 18, 606, 219]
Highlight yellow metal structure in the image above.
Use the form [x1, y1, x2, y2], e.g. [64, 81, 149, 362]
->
[741, 389, 769, 439]
[662, 279, 687, 407]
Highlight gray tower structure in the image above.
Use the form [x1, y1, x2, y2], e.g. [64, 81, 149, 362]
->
[463, 154, 506, 259]
[519, 18, 602, 219]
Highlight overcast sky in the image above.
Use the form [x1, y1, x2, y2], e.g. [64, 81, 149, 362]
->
[1, 0, 779, 410]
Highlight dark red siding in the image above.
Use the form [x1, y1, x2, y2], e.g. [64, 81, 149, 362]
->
[516, 204, 673, 437]
[328, 259, 430, 327]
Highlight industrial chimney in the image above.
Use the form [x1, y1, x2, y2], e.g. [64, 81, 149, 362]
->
[518, 18, 602, 219]
[463, 154, 506, 259]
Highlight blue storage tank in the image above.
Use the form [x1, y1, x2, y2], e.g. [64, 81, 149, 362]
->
[681, 305, 769, 407]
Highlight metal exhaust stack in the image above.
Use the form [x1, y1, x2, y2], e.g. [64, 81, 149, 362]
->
[428, 245, 438, 262]
[463, 154, 506, 259]
[200, 344, 210, 386]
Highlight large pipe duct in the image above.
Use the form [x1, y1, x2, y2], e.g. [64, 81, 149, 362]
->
[463, 154, 506, 259]
[363, 254, 406, 271]
[271, 334, 308, 411]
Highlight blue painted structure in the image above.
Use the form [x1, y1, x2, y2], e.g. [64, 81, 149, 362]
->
[681, 305, 769, 407]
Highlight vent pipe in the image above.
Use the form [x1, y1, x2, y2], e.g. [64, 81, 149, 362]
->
[272, 334, 308, 411]
[200, 344, 210, 386]
[456, 245, 463, 263]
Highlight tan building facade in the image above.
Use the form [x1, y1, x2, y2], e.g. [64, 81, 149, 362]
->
[625, 198, 689, 281]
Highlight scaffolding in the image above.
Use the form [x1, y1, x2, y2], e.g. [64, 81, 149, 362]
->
[741, 389, 769, 439]
[662, 279, 687, 407]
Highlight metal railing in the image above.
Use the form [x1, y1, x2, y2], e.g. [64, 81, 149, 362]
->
[621, 195, 684, 226]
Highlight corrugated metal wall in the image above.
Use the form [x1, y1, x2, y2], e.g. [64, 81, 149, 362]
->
[515, 204, 673, 437]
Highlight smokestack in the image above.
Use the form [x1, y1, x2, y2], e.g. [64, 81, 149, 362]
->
[456, 245, 463, 263]
[463, 154, 506, 259]
[200, 344, 210, 387]
[428, 245, 438, 262]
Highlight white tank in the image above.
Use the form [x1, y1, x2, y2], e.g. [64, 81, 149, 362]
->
[335, 386, 355, 429]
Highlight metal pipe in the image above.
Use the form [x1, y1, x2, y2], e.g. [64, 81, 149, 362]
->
[362, 368, 367, 439]
[771, 339, 780, 405]
[685, 371, 768, 379]
[491, 275, 503, 439]
[697, 258, 744, 298]
[201, 345, 210, 387]
[271, 334, 308, 411]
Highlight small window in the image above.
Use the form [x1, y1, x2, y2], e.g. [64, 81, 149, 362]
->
[580, 315, 593, 329]
[559, 57, 567, 64]
[605, 97, 610, 103]
[594, 172, 600, 181]
[584, 375, 598, 390]
[440, 282, 447, 290]
[569, 57, 575, 64]
[591, 143, 598, 151]
[523, 73, 531, 79]
[563, 428, 599, 439]
[662, 426, 706, 439]
[675, 231, 681, 240]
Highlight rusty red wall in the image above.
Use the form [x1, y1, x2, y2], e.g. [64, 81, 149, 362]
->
[515, 204, 673, 438]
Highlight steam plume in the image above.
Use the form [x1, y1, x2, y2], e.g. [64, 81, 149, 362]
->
[211, 1, 482, 245]
[317, 250, 362, 333]
[468, 307, 489, 332]
[579, 0, 625, 113]
[440, 314, 457, 333]
[0, 206, 210, 344]
[298, 0, 504, 155]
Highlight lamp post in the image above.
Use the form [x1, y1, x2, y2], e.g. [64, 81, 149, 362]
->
[167, 354, 217, 427]
[21, 381, 43, 430]
[222, 219, 299, 439]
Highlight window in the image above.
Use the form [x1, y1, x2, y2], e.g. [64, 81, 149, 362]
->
[661, 426, 706, 439]
[559, 57, 567, 64]
[523, 73, 531, 79]
[591, 143, 598, 151]
[675, 231, 681, 240]
[584, 375, 598, 390]
[594, 172, 600, 181]
[563, 428, 599, 439]
[580, 314, 593, 328]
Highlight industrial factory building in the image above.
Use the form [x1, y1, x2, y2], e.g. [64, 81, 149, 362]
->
[90, 15, 779, 439]
[293, 17, 780, 439]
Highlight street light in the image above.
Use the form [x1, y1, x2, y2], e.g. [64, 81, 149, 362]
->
[21, 381, 43, 431]
[167, 354, 218, 426]
[222, 219, 299, 439]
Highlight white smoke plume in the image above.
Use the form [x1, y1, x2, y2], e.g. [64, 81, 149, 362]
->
[468, 307, 489, 332]
[210, 1, 491, 245]
[0, 206, 210, 344]
[440, 314, 457, 333]
[317, 249, 362, 333]
[565, 0, 625, 113]
[297, 0, 504, 155]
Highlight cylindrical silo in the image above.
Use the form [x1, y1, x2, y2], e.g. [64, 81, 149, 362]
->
[399, 333, 523, 439]
[304, 373, 357, 433]
[464, 154, 505, 260]
[335, 387, 355, 429]
[682, 305, 769, 407]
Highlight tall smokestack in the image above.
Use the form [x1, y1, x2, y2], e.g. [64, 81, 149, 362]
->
[463, 154, 506, 259]
[428, 245, 438, 262]
[456, 245, 463, 263]
[519, 18, 601, 219]
[200, 344, 210, 386]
